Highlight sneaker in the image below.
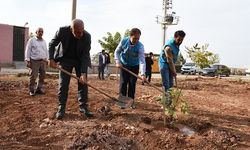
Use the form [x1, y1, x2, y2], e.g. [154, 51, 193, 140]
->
[130, 101, 136, 109]
[55, 111, 64, 120]
[80, 108, 94, 117]
[29, 91, 35, 96]
[35, 89, 45, 94]
[120, 106, 126, 109]
[130, 104, 136, 109]
[55, 105, 65, 120]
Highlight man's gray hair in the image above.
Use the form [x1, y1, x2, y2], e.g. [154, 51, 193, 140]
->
[36, 27, 43, 32]
[71, 19, 84, 28]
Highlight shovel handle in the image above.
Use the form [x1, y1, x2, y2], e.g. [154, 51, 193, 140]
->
[174, 76, 182, 103]
[174, 76, 177, 87]
[56, 66, 121, 103]
[120, 66, 167, 94]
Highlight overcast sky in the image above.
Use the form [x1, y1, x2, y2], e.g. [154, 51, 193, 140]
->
[0, 0, 249, 68]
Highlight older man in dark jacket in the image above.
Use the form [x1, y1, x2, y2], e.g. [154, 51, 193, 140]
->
[48, 19, 93, 119]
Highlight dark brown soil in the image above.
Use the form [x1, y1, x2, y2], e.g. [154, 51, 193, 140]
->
[0, 74, 249, 149]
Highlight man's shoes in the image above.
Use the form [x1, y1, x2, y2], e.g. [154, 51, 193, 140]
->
[29, 91, 35, 96]
[130, 104, 136, 109]
[80, 108, 94, 117]
[55, 105, 65, 120]
[129, 100, 136, 109]
[56, 111, 64, 120]
[35, 89, 45, 94]
[120, 106, 125, 109]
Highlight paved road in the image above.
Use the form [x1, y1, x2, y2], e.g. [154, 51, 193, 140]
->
[1, 67, 249, 81]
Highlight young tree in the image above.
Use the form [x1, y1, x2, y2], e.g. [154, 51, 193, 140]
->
[124, 29, 130, 37]
[29, 32, 34, 38]
[98, 32, 121, 54]
[176, 52, 186, 65]
[98, 29, 130, 63]
[185, 43, 219, 69]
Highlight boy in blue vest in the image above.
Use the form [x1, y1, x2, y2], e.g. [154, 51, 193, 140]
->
[115, 28, 146, 109]
[159, 30, 186, 105]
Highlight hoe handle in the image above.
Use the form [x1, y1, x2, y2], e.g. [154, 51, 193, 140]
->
[120, 66, 167, 94]
[56, 66, 121, 103]
[174, 76, 178, 88]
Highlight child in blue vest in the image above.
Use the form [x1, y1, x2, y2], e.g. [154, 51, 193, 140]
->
[115, 28, 146, 109]
[159, 30, 186, 105]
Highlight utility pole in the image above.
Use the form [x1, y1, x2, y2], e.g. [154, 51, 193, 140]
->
[72, 0, 77, 20]
[156, 0, 179, 46]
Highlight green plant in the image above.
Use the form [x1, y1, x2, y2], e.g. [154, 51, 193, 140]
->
[216, 69, 222, 77]
[98, 32, 122, 55]
[97, 29, 130, 64]
[161, 88, 189, 120]
[185, 43, 220, 69]
[237, 70, 244, 75]
[237, 77, 243, 83]
[176, 52, 186, 65]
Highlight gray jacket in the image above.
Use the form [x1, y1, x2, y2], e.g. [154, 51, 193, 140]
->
[48, 26, 91, 73]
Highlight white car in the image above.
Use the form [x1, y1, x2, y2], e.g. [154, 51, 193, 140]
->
[246, 67, 250, 76]
[181, 63, 197, 75]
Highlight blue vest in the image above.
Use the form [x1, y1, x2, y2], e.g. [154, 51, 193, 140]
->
[120, 37, 142, 66]
[159, 38, 180, 68]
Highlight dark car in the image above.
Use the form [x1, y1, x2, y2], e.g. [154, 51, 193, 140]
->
[201, 64, 230, 77]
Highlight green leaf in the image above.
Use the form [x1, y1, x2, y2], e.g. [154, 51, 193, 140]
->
[185, 43, 220, 69]
[98, 30, 130, 61]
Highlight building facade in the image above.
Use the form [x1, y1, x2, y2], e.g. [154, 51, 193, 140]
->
[0, 23, 29, 66]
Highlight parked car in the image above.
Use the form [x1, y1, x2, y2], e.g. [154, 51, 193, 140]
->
[181, 63, 197, 75]
[246, 67, 250, 76]
[201, 64, 230, 77]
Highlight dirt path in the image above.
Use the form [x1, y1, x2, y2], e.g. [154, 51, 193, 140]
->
[0, 74, 250, 149]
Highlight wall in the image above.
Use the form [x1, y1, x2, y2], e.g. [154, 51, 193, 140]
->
[88, 64, 119, 74]
[0, 24, 13, 63]
[152, 56, 160, 73]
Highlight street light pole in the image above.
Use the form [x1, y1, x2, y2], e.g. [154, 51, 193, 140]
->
[162, 0, 168, 46]
[72, 0, 77, 20]
[24, 22, 28, 27]
[156, 0, 179, 46]
[162, 25, 168, 46]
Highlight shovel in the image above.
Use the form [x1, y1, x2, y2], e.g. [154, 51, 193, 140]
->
[120, 66, 170, 125]
[56, 66, 133, 108]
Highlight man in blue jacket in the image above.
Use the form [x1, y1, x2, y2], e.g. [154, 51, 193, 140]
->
[159, 30, 186, 105]
[48, 19, 93, 119]
[115, 28, 146, 109]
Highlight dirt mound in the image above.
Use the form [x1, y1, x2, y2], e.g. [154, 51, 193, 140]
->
[68, 130, 134, 150]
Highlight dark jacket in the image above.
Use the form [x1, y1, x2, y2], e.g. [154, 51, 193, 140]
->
[105, 52, 111, 64]
[145, 56, 154, 71]
[98, 52, 106, 66]
[48, 26, 91, 73]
